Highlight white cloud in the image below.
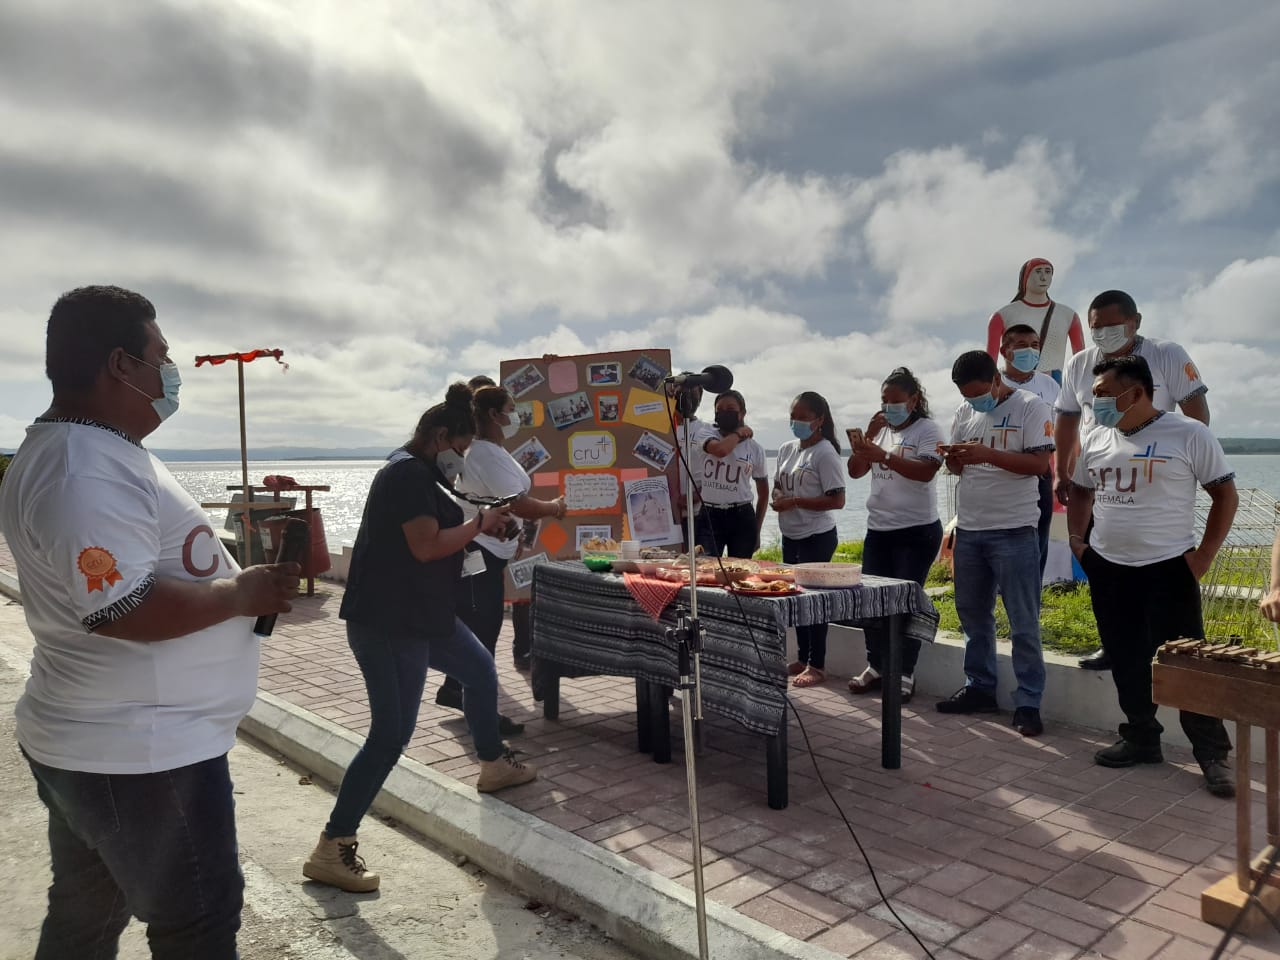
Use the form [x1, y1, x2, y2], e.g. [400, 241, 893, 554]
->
[857, 139, 1086, 326]
[1147, 85, 1280, 222]
[1, 0, 1278, 450]
[1168, 256, 1280, 343]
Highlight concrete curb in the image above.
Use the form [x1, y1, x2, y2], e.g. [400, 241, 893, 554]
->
[0, 570, 20, 603]
[244, 691, 843, 960]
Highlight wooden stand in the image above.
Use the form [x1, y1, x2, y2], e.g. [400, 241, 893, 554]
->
[1152, 641, 1280, 933]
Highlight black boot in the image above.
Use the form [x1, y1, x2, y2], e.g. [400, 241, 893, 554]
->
[1078, 648, 1111, 671]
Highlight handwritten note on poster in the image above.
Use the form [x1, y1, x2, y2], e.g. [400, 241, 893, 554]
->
[564, 472, 620, 513]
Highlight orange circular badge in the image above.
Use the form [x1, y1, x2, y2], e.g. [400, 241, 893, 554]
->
[77, 547, 123, 592]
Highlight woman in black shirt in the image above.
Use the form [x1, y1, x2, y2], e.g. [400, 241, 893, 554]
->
[302, 384, 536, 893]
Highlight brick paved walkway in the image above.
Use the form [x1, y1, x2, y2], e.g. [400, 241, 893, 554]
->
[3, 536, 1279, 959]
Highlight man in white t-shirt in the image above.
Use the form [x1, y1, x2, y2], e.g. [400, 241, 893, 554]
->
[999, 323, 1062, 580]
[1055, 289, 1210, 672]
[938, 351, 1054, 738]
[0, 286, 299, 957]
[1067, 355, 1236, 798]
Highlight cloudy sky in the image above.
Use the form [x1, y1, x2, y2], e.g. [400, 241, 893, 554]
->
[2, 0, 1278, 453]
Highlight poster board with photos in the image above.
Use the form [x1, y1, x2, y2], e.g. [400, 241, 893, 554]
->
[498, 349, 680, 600]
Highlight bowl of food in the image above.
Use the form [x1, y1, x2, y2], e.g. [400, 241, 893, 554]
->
[792, 562, 862, 589]
[582, 556, 614, 572]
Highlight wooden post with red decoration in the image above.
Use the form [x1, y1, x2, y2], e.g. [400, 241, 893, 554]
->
[194, 349, 287, 567]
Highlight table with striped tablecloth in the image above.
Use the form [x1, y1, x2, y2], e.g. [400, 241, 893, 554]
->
[530, 560, 939, 808]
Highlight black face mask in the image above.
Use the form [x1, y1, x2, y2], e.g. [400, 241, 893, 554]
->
[714, 409, 741, 434]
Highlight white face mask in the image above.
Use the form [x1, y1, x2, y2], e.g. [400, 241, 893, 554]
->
[499, 411, 520, 440]
[436, 449, 465, 483]
[1091, 324, 1132, 354]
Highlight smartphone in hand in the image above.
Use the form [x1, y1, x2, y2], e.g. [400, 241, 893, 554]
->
[847, 427, 864, 447]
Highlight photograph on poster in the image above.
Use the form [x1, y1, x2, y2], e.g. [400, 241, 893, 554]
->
[624, 476, 678, 544]
[514, 401, 537, 427]
[503, 362, 546, 398]
[547, 390, 594, 429]
[518, 518, 541, 553]
[575, 524, 615, 551]
[596, 393, 620, 423]
[512, 436, 552, 473]
[509, 553, 549, 590]
[587, 361, 621, 386]
[627, 355, 668, 391]
[632, 431, 675, 472]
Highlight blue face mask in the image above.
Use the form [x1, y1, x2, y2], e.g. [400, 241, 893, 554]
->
[882, 402, 911, 428]
[1091, 388, 1135, 430]
[125, 355, 182, 422]
[1010, 348, 1040, 374]
[790, 419, 815, 440]
[966, 388, 998, 414]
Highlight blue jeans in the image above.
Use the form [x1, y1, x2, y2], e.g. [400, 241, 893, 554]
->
[1036, 473, 1053, 579]
[953, 526, 1045, 708]
[23, 750, 242, 960]
[782, 526, 839, 669]
[326, 617, 504, 837]
[862, 520, 944, 676]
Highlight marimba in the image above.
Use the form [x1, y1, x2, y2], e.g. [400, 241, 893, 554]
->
[1152, 639, 1280, 932]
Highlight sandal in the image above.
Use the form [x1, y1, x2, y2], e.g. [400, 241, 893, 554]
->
[848, 666, 881, 694]
[787, 660, 806, 676]
[792, 667, 826, 688]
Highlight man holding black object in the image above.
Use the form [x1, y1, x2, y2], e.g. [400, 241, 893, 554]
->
[0, 286, 301, 958]
[1068, 354, 1237, 797]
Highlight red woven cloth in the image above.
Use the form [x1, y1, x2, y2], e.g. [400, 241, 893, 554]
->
[623, 572, 683, 621]
[262, 475, 298, 490]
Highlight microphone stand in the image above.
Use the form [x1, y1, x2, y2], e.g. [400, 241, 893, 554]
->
[666, 388, 710, 959]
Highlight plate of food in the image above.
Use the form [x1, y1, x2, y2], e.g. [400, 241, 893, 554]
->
[725, 579, 803, 597]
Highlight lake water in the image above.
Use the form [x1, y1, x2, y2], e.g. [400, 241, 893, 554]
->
[168, 454, 1280, 550]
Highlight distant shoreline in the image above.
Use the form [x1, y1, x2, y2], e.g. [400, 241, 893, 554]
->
[4, 439, 1280, 461]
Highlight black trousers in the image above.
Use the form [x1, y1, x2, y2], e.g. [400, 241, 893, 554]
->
[443, 546, 508, 694]
[783, 527, 839, 669]
[1082, 548, 1232, 762]
[700, 503, 758, 558]
[860, 520, 943, 676]
[1036, 472, 1053, 579]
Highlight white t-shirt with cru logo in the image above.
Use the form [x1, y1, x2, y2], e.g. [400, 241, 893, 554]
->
[865, 418, 945, 531]
[1072, 412, 1233, 566]
[950, 392, 1055, 532]
[0, 420, 257, 774]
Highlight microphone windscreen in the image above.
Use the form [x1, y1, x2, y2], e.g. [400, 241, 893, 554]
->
[702, 365, 734, 393]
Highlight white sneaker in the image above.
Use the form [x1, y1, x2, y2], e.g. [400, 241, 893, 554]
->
[901, 674, 915, 702]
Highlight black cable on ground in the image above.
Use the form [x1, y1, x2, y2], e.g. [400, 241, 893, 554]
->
[663, 395, 937, 960]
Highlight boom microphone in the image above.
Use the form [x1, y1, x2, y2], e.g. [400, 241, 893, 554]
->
[665, 365, 734, 393]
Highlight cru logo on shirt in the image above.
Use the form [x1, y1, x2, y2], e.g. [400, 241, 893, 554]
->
[989, 415, 1020, 449]
[77, 546, 122, 593]
[1087, 443, 1166, 501]
[1185, 361, 1200, 382]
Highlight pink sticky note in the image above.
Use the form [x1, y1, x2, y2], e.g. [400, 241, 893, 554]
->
[619, 468, 647, 482]
[547, 360, 579, 394]
[533, 471, 560, 487]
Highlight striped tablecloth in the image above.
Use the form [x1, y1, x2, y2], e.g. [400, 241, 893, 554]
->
[530, 561, 939, 737]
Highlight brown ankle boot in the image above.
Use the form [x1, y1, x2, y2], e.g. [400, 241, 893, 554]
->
[302, 831, 380, 892]
[477, 749, 538, 793]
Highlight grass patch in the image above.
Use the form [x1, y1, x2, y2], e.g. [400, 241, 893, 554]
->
[930, 582, 1100, 656]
